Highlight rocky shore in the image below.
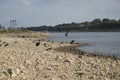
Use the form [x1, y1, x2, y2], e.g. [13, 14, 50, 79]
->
[0, 32, 120, 80]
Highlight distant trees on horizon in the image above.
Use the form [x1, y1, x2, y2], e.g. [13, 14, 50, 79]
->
[26, 18, 120, 32]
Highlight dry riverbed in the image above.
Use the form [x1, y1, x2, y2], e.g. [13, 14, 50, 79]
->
[0, 32, 120, 80]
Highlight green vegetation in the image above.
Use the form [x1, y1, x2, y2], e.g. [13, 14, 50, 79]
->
[27, 18, 120, 32]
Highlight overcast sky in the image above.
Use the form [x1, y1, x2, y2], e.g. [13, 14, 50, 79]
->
[0, 0, 120, 27]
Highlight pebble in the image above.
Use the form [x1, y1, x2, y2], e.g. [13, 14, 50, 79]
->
[24, 60, 31, 65]
[0, 40, 2, 42]
[14, 41, 17, 43]
[64, 58, 74, 64]
[70, 40, 75, 44]
[46, 48, 52, 51]
[4, 43, 9, 46]
[51, 77, 60, 80]
[7, 69, 13, 76]
[36, 42, 40, 46]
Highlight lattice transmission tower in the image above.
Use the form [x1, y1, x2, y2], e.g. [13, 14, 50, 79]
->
[10, 20, 17, 28]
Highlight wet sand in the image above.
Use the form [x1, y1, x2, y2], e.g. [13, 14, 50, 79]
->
[0, 32, 120, 80]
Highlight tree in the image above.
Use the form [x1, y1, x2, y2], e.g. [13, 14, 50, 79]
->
[0, 24, 1, 28]
[118, 19, 120, 24]
[84, 22, 92, 27]
[91, 18, 101, 25]
[109, 19, 117, 23]
[102, 18, 110, 23]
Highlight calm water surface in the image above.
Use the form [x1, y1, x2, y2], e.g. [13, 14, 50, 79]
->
[49, 32, 120, 57]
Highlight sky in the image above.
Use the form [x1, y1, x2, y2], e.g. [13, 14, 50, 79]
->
[0, 0, 120, 28]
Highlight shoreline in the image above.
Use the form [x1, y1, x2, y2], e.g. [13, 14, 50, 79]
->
[47, 32, 120, 60]
[0, 32, 120, 80]
[53, 42, 120, 60]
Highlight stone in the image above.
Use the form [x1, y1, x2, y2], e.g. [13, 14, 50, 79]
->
[14, 41, 17, 43]
[24, 60, 31, 65]
[43, 43, 47, 47]
[0, 40, 2, 42]
[16, 68, 20, 74]
[22, 36, 25, 38]
[76, 72, 84, 78]
[46, 48, 52, 51]
[3, 41, 6, 44]
[0, 72, 8, 79]
[4, 43, 8, 46]
[51, 77, 60, 80]
[64, 58, 74, 64]
[7, 69, 13, 76]
[70, 40, 75, 44]
[36, 42, 40, 46]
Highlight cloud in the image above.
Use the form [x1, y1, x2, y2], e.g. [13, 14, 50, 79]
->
[21, 0, 31, 5]
[14, 0, 31, 5]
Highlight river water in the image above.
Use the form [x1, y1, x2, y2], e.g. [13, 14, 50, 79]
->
[48, 32, 120, 58]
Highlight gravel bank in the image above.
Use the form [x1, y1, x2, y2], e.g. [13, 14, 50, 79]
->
[0, 32, 120, 80]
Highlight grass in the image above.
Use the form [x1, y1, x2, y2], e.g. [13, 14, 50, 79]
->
[0, 29, 50, 38]
[0, 29, 30, 34]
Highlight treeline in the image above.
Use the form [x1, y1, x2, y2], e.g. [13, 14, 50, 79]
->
[26, 18, 120, 32]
